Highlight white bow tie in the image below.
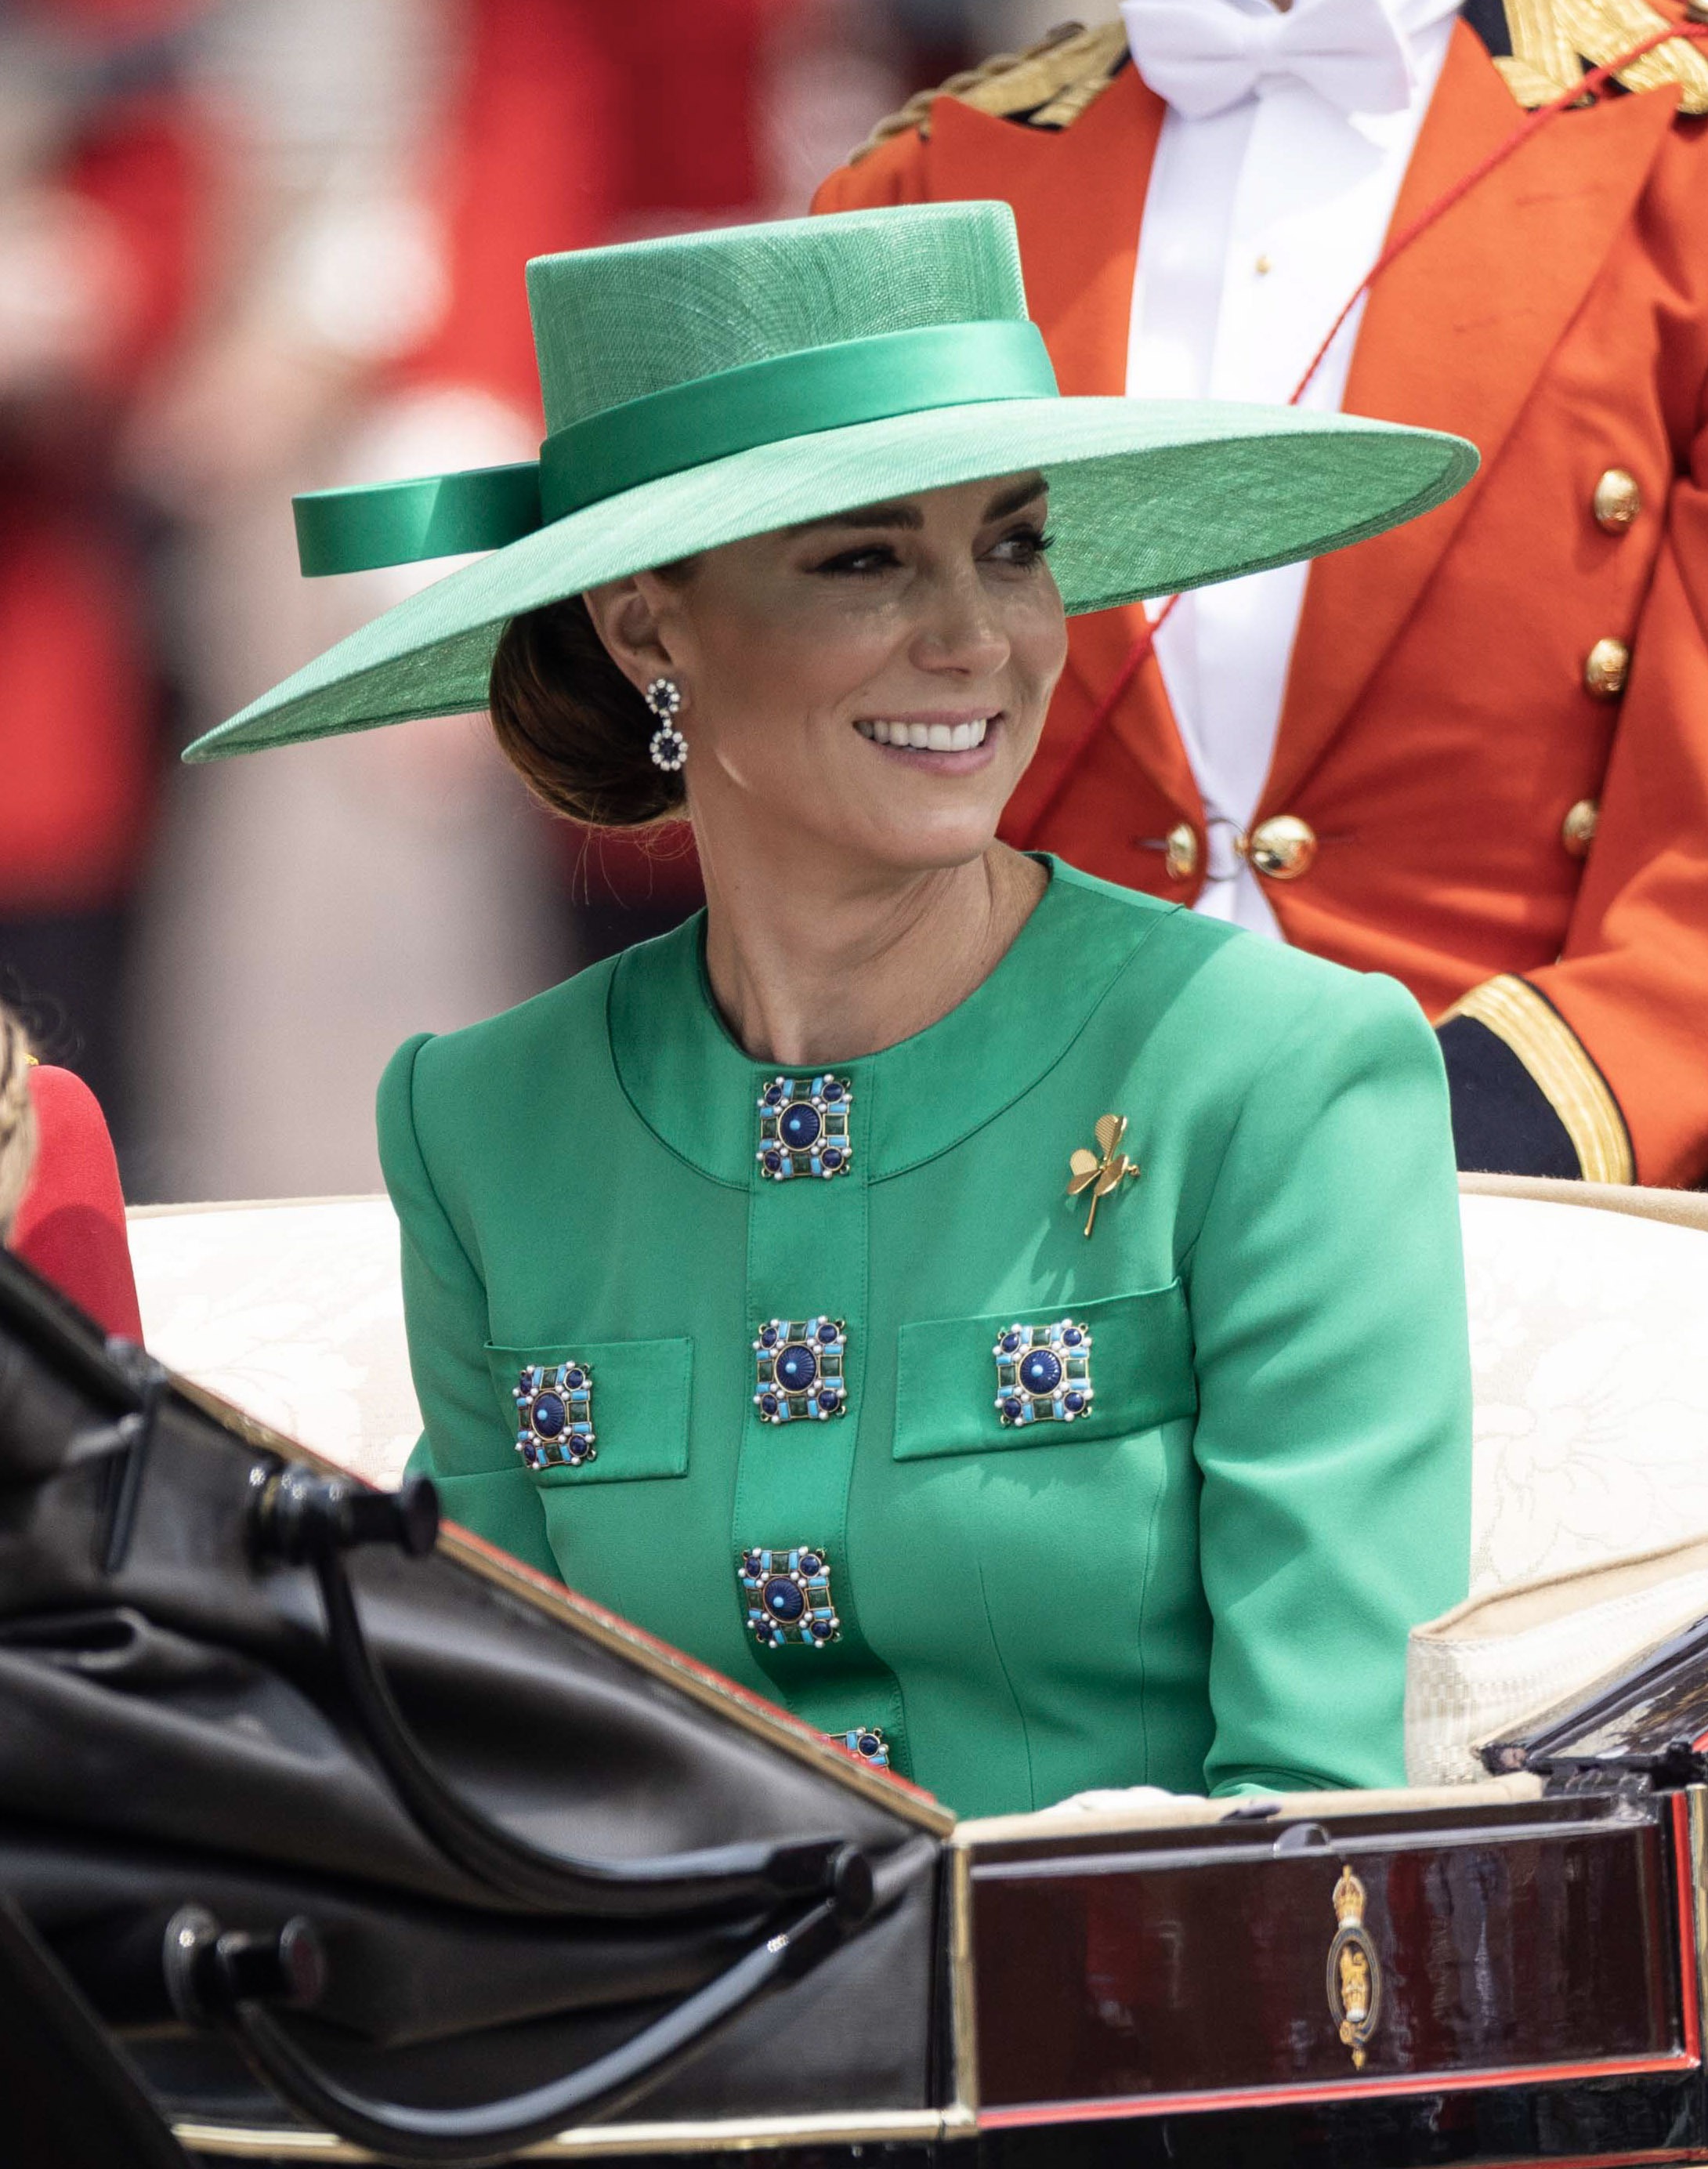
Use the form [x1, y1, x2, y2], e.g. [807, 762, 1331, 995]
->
[1120, 0, 1418, 119]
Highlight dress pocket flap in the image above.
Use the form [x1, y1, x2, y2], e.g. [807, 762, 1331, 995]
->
[484, 1336, 692, 1486]
[894, 1281, 1195, 1462]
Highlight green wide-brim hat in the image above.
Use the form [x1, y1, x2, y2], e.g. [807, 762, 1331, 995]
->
[184, 202, 1475, 764]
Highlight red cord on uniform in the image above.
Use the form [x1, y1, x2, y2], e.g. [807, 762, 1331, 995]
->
[1018, 21, 1708, 852]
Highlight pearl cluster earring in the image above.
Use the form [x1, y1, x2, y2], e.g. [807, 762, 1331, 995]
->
[645, 678, 688, 773]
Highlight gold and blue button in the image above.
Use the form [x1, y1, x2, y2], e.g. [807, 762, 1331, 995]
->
[754, 1316, 847, 1423]
[739, 1545, 840, 1648]
[993, 1319, 1093, 1427]
[513, 1360, 595, 1468]
[757, 1074, 852, 1181]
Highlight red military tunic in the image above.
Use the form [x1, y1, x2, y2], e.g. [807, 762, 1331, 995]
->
[816, 5, 1708, 1188]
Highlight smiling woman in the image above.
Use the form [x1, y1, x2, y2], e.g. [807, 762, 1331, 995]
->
[185, 203, 1478, 1816]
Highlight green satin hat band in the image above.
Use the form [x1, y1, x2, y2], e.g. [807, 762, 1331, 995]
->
[292, 319, 1058, 578]
[292, 462, 543, 579]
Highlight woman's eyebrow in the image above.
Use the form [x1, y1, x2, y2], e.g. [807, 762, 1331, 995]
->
[787, 502, 923, 535]
[785, 476, 1048, 540]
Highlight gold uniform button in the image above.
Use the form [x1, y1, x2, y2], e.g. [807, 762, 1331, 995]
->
[1164, 821, 1200, 880]
[1243, 813, 1317, 882]
[1583, 637, 1630, 699]
[1561, 798, 1598, 857]
[1592, 468, 1642, 534]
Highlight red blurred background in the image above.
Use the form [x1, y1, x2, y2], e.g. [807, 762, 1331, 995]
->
[0, 0, 1063, 1200]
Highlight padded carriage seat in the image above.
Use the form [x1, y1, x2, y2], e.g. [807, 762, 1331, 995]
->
[128, 1175, 1708, 1583]
[126, 1195, 418, 1490]
[1456, 1174, 1708, 1593]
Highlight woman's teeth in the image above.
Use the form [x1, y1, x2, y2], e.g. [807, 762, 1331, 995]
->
[855, 717, 990, 751]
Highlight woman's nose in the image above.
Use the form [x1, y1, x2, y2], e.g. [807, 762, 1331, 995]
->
[909, 570, 1010, 676]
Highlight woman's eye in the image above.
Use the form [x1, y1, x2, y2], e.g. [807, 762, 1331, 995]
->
[812, 542, 902, 576]
[989, 524, 1053, 567]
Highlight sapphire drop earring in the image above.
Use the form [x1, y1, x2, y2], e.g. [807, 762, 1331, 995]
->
[645, 677, 687, 772]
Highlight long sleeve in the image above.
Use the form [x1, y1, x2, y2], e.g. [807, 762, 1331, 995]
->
[1185, 970, 1472, 1794]
[376, 1033, 557, 1577]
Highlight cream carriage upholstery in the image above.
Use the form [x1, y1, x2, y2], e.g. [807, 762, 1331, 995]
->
[126, 1175, 1708, 1786]
[127, 1196, 420, 1491]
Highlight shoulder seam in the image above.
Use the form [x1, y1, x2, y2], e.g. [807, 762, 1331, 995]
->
[1177, 966, 1427, 1284]
[385, 1029, 490, 1297]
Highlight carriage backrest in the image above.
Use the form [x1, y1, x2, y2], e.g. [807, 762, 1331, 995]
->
[125, 1177, 1708, 1783]
[127, 1178, 1708, 1589]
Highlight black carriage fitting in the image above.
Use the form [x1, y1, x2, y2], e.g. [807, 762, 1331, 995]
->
[163, 1907, 328, 2026]
[249, 1465, 442, 1566]
[249, 1466, 876, 1925]
[176, 1891, 853, 2168]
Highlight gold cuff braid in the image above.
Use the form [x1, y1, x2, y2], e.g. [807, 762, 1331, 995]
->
[1440, 974, 1635, 1184]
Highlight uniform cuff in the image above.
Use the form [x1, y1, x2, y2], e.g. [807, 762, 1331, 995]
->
[1436, 976, 1634, 1183]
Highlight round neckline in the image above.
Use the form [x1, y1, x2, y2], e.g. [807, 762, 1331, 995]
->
[689, 855, 1057, 1073]
[607, 857, 1174, 1185]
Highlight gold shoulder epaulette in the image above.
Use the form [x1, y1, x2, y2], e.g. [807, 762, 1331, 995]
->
[1489, 0, 1708, 114]
[847, 19, 1129, 166]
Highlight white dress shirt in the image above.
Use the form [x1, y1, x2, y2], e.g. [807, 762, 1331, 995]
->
[1121, 0, 1459, 936]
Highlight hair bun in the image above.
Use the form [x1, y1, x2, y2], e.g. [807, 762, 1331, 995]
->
[489, 597, 686, 830]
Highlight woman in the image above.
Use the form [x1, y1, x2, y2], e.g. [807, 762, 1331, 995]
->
[186, 203, 1476, 1817]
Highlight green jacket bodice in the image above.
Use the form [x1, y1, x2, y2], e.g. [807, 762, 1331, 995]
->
[380, 860, 1471, 1818]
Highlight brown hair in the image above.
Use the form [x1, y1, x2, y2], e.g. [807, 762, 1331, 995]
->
[488, 575, 693, 830]
[0, 1005, 38, 1243]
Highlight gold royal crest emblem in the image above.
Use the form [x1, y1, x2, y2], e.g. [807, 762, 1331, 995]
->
[1326, 1863, 1381, 2070]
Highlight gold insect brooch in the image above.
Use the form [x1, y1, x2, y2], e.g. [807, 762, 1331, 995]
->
[1067, 1113, 1140, 1237]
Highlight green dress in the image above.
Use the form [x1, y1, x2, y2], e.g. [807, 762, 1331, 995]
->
[380, 860, 1471, 1818]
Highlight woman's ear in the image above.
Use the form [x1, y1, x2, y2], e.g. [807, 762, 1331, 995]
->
[583, 573, 682, 699]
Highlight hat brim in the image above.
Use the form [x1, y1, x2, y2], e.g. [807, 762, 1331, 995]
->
[184, 397, 1475, 762]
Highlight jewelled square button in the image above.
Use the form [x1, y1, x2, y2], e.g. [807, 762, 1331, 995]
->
[513, 1360, 595, 1469]
[754, 1316, 847, 1422]
[834, 1726, 889, 1770]
[993, 1319, 1093, 1427]
[756, 1074, 852, 1181]
[738, 1545, 840, 1648]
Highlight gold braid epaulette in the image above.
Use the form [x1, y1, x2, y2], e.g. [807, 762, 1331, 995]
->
[1493, 0, 1708, 112]
[846, 20, 1130, 166]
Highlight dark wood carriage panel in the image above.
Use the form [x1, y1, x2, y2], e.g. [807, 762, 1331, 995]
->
[967, 1798, 1697, 2118]
[171, 2077, 1708, 2168]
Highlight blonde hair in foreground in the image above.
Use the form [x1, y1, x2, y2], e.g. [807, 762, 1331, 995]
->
[0, 1008, 37, 1242]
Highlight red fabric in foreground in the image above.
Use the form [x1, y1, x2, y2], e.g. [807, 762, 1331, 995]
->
[12, 1066, 143, 1342]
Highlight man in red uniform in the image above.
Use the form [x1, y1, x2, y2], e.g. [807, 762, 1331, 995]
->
[816, 2, 1708, 1188]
